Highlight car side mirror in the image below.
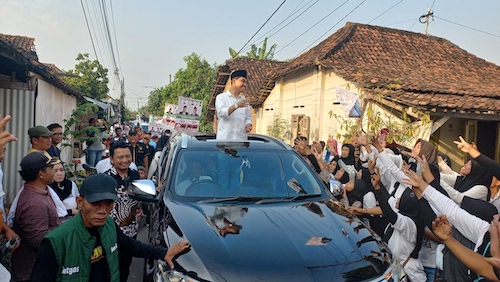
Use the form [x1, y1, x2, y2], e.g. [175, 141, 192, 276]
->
[127, 179, 158, 202]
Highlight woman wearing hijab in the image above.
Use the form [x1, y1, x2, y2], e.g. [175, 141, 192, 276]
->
[440, 159, 493, 204]
[49, 163, 79, 219]
[333, 143, 357, 183]
[406, 170, 499, 282]
[372, 172, 426, 282]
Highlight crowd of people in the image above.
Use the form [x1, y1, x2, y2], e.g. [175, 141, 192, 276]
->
[0, 115, 188, 281]
[292, 131, 500, 282]
[0, 66, 498, 281]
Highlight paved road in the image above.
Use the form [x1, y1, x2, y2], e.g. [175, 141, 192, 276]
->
[127, 218, 148, 282]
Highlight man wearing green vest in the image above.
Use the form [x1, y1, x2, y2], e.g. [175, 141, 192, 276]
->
[30, 174, 190, 281]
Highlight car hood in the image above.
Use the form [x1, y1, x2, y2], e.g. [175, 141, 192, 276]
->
[164, 199, 390, 281]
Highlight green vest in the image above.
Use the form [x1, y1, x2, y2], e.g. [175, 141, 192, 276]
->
[45, 213, 120, 281]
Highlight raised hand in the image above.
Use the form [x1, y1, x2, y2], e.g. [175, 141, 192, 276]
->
[403, 168, 427, 191]
[0, 115, 17, 148]
[367, 154, 378, 173]
[432, 215, 452, 242]
[334, 168, 345, 181]
[369, 134, 383, 152]
[370, 167, 381, 190]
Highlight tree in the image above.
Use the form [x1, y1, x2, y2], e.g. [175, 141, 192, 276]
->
[62, 53, 109, 101]
[147, 53, 217, 132]
[229, 38, 277, 60]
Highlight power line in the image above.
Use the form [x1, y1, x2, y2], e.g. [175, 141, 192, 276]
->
[295, 0, 367, 57]
[80, 0, 99, 61]
[367, 0, 404, 24]
[100, 0, 118, 71]
[244, 0, 319, 53]
[434, 16, 500, 39]
[110, 0, 123, 75]
[430, 0, 437, 10]
[385, 18, 415, 27]
[275, 0, 351, 55]
[246, 0, 318, 50]
[235, 0, 287, 56]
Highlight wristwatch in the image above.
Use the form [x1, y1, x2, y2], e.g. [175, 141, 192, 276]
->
[234, 103, 239, 109]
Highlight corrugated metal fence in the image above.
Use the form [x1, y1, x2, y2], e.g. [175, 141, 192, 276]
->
[0, 88, 35, 205]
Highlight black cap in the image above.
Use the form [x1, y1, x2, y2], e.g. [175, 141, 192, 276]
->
[28, 125, 54, 138]
[129, 129, 137, 135]
[80, 174, 120, 203]
[19, 152, 58, 173]
[231, 70, 247, 79]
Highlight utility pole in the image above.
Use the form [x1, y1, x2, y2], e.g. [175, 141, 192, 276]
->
[419, 8, 434, 35]
[120, 79, 125, 124]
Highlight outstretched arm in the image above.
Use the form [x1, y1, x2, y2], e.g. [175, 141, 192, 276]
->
[433, 215, 500, 282]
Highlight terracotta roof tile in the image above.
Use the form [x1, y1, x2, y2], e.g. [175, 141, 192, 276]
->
[0, 33, 83, 99]
[270, 22, 500, 116]
[0, 33, 37, 58]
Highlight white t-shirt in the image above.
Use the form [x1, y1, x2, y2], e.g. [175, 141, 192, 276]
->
[95, 158, 137, 173]
[215, 90, 252, 140]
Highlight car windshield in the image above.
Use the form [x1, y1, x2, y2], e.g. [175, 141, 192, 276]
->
[171, 147, 324, 199]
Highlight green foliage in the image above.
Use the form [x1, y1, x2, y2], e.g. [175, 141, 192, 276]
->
[146, 53, 216, 132]
[62, 53, 109, 101]
[328, 101, 431, 146]
[267, 113, 291, 141]
[62, 103, 99, 147]
[229, 38, 277, 60]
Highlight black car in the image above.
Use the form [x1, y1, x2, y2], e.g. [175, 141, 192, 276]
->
[143, 133, 403, 281]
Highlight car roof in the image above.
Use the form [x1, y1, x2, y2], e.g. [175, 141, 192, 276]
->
[174, 133, 293, 151]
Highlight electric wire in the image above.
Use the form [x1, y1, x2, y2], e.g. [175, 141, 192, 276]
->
[235, 0, 287, 56]
[100, 0, 118, 71]
[245, 0, 318, 51]
[367, 0, 404, 24]
[274, 0, 350, 55]
[295, 0, 366, 57]
[434, 16, 500, 39]
[244, 0, 319, 53]
[89, 0, 110, 66]
[110, 0, 123, 75]
[80, 0, 99, 61]
[384, 18, 415, 27]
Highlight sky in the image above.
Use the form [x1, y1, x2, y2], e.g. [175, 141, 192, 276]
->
[2, 0, 500, 110]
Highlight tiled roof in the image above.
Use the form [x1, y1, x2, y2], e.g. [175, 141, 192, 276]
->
[270, 22, 500, 116]
[0, 34, 84, 99]
[207, 58, 286, 120]
[0, 33, 37, 58]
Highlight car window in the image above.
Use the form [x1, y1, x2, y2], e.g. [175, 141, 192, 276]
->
[172, 149, 323, 198]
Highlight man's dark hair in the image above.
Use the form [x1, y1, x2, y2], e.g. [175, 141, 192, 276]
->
[19, 167, 48, 182]
[115, 127, 122, 131]
[47, 123, 62, 131]
[110, 141, 130, 157]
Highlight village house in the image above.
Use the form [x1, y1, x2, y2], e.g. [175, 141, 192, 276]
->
[0, 33, 84, 203]
[209, 22, 500, 171]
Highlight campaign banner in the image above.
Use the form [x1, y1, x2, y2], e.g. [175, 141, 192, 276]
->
[177, 97, 203, 119]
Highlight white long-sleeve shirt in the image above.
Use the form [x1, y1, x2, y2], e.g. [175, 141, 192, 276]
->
[215, 90, 252, 140]
[422, 184, 490, 252]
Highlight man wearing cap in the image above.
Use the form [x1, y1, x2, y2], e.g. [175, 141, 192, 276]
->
[30, 174, 190, 282]
[28, 125, 54, 157]
[11, 152, 61, 282]
[215, 69, 253, 140]
[47, 123, 63, 160]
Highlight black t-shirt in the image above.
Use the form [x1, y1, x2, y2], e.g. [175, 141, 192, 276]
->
[88, 227, 111, 281]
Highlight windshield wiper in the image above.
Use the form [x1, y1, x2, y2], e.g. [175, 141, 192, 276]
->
[255, 193, 322, 204]
[197, 196, 266, 204]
